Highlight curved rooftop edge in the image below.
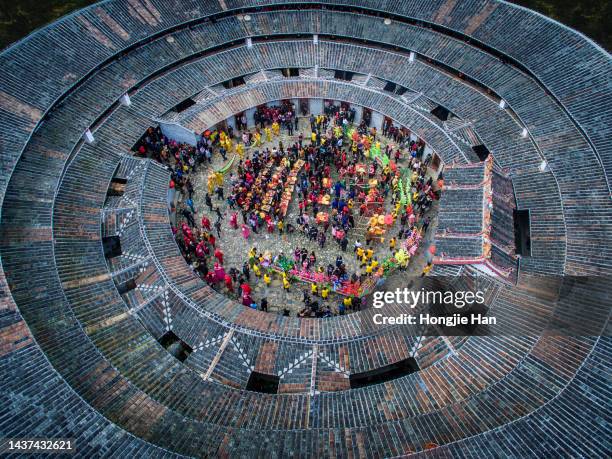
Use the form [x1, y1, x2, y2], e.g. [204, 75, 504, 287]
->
[0, 1, 610, 457]
[0, 0, 610, 208]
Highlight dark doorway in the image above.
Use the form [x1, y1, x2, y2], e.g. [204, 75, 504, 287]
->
[172, 98, 196, 113]
[222, 76, 246, 89]
[431, 153, 441, 171]
[431, 105, 450, 121]
[472, 144, 490, 161]
[334, 70, 354, 81]
[158, 331, 193, 362]
[349, 358, 420, 389]
[383, 81, 397, 93]
[513, 209, 531, 256]
[299, 98, 309, 116]
[116, 278, 137, 295]
[362, 107, 372, 126]
[102, 235, 122, 258]
[281, 68, 300, 77]
[107, 177, 127, 196]
[246, 371, 280, 394]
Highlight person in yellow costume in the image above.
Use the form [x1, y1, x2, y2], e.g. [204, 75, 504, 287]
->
[263, 272, 271, 287]
[253, 263, 261, 277]
[221, 132, 229, 148]
[311, 283, 318, 296]
[389, 237, 396, 251]
[272, 121, 280, 136]
[356, 247, 365, 260]
[253, 131, 262, 147]
[365, 264, 373, 276]
[265, 127, 272, 142]
[421, 262, 433, 277]
[321, 286, 329, 299]
[360, 254, 368, 268]
[283, 275, 290, 290]
[311, 131, 317, 144]
[395, 249, 409, 269]
[343, 296, 352, 310]
[365, 248, 374, 260]
[236, 142, 244, 159]
[371, 258, 379, 270]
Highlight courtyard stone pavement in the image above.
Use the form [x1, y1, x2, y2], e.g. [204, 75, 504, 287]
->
[179, 118, 439, 315]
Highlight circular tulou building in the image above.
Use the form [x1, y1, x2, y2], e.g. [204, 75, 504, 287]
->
[0, 1, 610, 457]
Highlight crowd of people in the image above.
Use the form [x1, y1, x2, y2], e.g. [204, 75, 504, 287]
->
[134, 102, 441, 316]
[252, 101, 298, 133]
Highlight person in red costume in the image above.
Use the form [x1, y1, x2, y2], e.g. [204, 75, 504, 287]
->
[214, 248, 224, 265]
[224, 274, 233, 293]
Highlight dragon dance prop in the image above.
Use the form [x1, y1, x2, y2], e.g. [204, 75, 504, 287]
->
[369, 142, 390, 167]
[366, 213, 395, 242]
[275, 256, 295, 272]
[354, 233, 423, 297]
[342, 122, 350, 136]
[397, 170, 413, 206]
[266, 230, 423, 298]
[405, 176, 412, 200]
[394, 249, 409, 267]
[369, 142, 380, 162]
[217, 155, 236, 174]
[398, 177, 406, 205]
[269, 262, 362, 298]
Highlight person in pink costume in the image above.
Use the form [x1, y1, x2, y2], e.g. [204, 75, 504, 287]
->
[241, 224, 250, 240]
[230, 212, 238, 229]
[214, 262, 226, 282]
